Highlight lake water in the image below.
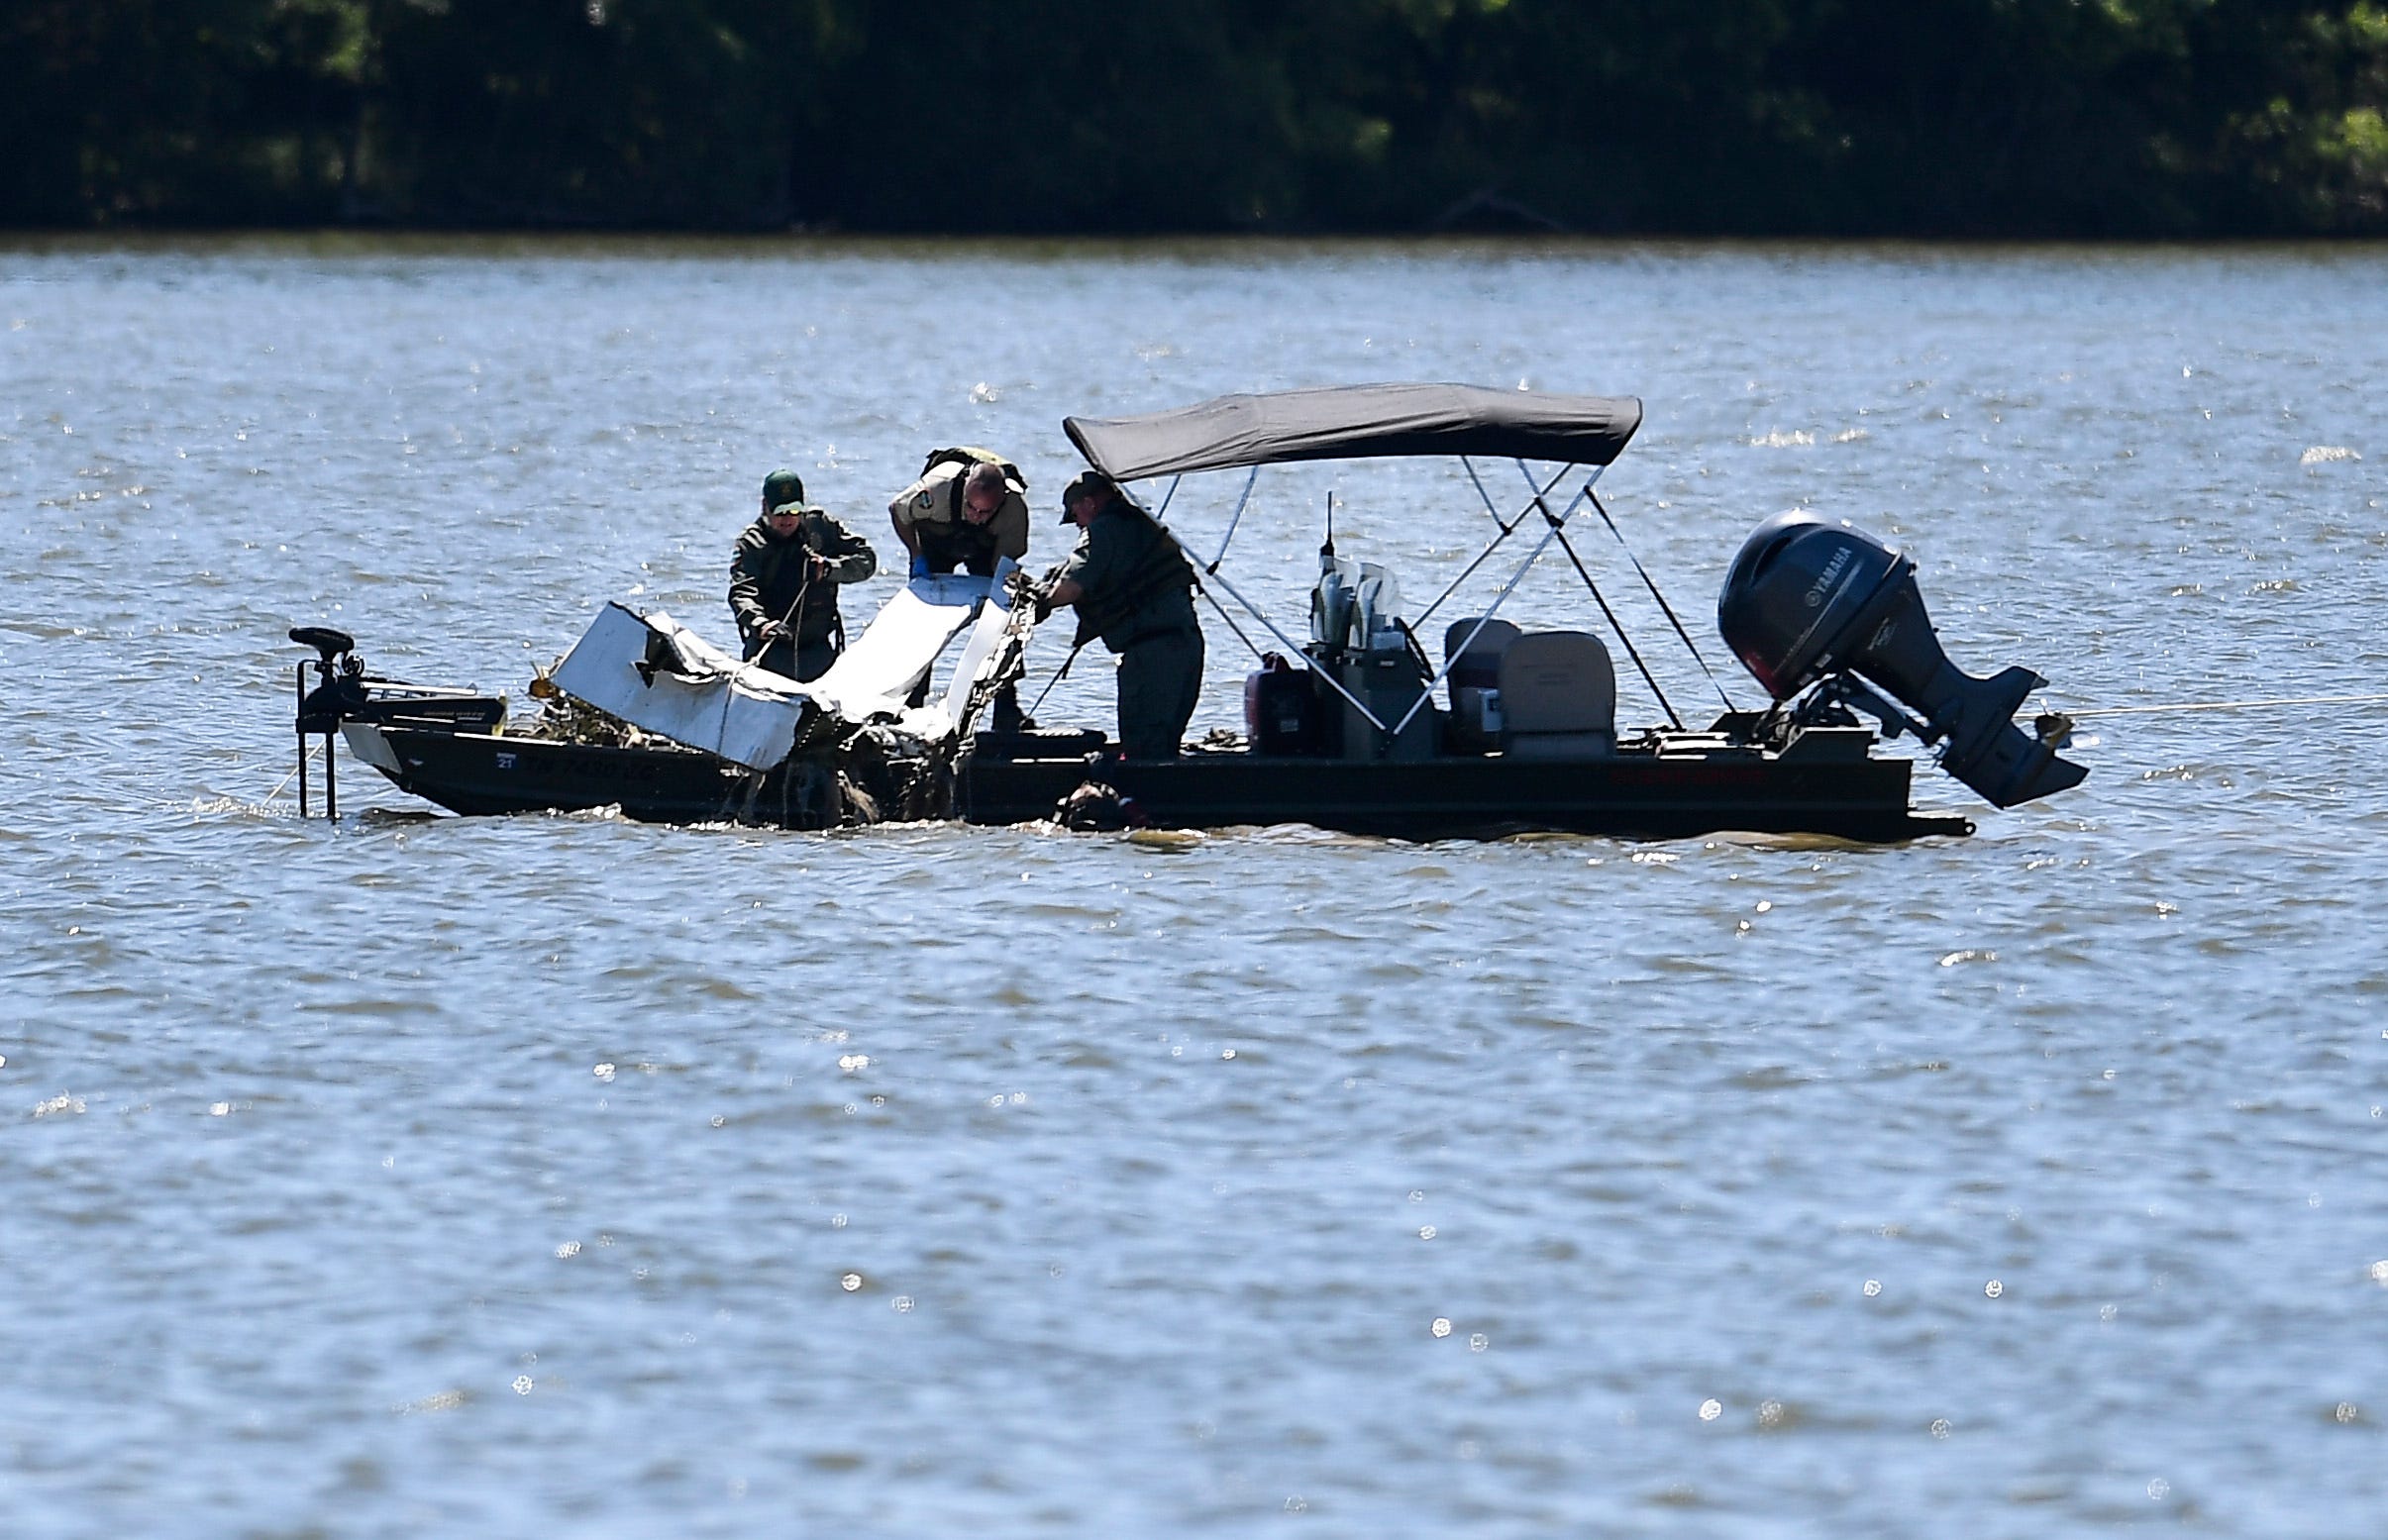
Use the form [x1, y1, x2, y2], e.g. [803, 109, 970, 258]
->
[4, 236, 2386, 1537]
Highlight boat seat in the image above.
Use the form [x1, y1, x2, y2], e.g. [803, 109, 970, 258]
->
[1443, 617, 1521, 750]
[1497, 631, 1616, 759]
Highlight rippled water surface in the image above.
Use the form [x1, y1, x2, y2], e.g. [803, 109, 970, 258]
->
[6, 236, 2387, 1537]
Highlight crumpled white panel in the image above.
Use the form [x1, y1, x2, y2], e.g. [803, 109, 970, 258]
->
[803, 567, 997, 716]
[550, 561, 1019, 771]
[551, 603, 812, 771]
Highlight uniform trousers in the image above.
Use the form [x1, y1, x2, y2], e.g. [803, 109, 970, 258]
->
[1115, 628, 1203, 760]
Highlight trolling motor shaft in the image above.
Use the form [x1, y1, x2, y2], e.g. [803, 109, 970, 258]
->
[290, 625, 358, 818]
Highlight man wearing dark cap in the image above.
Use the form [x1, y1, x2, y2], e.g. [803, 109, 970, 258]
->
[1037, 470, 1203, 759]
[729, 468, 878, 681]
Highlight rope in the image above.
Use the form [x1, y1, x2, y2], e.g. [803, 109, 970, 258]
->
[747, 534, 822, 667]
[2056, 691, 2388, 719]
[775, 563, 813, 656]
[266, 741, 318, 806]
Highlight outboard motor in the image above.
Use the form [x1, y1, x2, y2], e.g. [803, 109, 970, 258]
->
[1716, 514, 2085, 808]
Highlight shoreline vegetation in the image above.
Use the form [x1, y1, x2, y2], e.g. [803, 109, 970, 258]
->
[6, 1, 2385, 239]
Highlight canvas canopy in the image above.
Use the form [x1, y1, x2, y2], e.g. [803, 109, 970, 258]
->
[1063, 383, 1643, 481]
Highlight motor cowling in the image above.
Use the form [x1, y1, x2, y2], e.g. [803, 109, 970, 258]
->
[1716, 513, 2086, 809]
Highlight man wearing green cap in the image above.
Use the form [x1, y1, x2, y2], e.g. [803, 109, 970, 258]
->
[729, 468, 878, 681]
[1036, 470, 1203, 759]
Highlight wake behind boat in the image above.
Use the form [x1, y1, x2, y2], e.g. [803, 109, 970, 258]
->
[285, 384, 2085, 841]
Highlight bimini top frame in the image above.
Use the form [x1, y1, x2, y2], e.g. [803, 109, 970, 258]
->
[1054, 384, 1734, 754]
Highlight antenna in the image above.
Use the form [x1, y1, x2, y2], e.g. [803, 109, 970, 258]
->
[1322, 492, 1335, 560]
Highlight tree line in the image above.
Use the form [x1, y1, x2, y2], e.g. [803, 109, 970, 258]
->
[6, 0, 2384, 236]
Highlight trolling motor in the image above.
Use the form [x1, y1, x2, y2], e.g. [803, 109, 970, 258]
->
[1715, 514, 2086, 808]
[286, 627, 508, 818]
[290, 625, 362, 818]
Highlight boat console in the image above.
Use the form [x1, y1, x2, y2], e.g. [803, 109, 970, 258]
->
[1236, 553, 1626, 765]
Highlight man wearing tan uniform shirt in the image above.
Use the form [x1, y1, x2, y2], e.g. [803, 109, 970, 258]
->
[887, 449, 1032, 728]
[887, 452, 1030, 578]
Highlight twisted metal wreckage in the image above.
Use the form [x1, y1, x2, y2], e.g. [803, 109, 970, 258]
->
[291, 561, 1033, 826]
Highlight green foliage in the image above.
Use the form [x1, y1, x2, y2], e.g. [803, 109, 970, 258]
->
[2, 0, 2382, 233]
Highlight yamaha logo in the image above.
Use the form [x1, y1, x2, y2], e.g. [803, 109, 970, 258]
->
[1804, 546, 1851, 608]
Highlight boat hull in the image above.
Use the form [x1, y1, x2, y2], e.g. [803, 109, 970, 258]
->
[351, 723, 1969, 842]
[964, 749, 1962, 842]
[348, 723, 853, 825]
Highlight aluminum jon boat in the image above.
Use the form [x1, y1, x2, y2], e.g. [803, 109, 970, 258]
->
[287, 384, 2085, 841]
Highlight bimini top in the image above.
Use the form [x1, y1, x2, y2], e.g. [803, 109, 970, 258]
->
[1063, 383, 1643, 481]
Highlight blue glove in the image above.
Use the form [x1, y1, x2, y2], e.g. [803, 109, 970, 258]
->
[909, 554, 934, 580]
